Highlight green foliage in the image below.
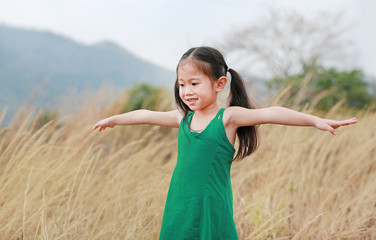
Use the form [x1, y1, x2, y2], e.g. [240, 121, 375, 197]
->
[313, 68, 371, 109]
[32, 109, 59, 130]
[122, 83, 170, 112]
[267, 66, 373, 110]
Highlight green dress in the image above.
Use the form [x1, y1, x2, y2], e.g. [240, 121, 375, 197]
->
[159, 108, 238, 240]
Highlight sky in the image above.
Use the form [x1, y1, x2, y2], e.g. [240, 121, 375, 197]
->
[0, 0, 375, 78]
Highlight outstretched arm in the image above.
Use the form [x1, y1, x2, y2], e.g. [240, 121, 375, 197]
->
[227, 106, 357, 135]
[92, 110, 182, 132]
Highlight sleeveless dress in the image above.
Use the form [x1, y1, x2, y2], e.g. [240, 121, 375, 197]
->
[159, 108, 239, 240]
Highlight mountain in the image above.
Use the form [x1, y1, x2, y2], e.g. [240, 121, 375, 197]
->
[0, 25, 175, 124]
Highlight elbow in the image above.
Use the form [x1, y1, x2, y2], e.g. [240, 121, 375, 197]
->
[263, 106, 283, 124]
[136, 109, 153, 124]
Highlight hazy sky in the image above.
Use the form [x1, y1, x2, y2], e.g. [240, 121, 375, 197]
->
[0, 0, 375, 77]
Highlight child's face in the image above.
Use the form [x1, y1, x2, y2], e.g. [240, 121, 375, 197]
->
[177, 61, 218, 111]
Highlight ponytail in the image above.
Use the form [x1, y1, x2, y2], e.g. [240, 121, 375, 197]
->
[227, 68, 259, 161]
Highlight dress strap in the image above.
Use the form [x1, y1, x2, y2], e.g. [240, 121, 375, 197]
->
[187, 111, 195, 119]
[216, 108, 226, 120]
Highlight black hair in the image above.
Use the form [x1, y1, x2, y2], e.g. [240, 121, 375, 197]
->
[174, 46, 259, 161]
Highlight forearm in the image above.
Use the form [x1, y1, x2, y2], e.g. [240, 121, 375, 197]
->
[107, 109, 151, 126]
[229, 106, 356, 135]
[266, 106, 320, 127]
[104, 109, 181, 128]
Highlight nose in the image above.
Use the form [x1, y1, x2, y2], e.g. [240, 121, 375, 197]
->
[183, 86, 194, 96]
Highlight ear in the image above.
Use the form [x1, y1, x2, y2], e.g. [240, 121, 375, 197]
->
[215, 76, 227, 93]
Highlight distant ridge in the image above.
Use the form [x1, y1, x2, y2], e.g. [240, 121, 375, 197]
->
[0, 25, 174, 123]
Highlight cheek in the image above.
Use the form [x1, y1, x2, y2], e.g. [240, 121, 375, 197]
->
[178, 88, 184, 99]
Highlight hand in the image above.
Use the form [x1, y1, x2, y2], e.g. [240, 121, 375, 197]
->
[314, 117, 357, 135]
[92, 118, 115, 132]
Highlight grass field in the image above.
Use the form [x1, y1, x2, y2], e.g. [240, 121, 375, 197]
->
[0, 87, 375, 239]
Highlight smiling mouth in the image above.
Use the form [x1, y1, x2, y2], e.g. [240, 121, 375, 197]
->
[186, 98, 198, 104]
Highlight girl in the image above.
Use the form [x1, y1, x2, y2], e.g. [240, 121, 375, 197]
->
[92, 46, 357, 240]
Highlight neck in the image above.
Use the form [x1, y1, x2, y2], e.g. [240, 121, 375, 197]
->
[194, 104, 220, 117]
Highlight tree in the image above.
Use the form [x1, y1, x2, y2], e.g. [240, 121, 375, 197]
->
[267, 66, 372, 110]
[122, 83, 171, 112]
[223, 8, 353, 79]
[221, 7, 375, 109]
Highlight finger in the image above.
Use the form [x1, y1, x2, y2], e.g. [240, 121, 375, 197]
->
[321, 123, 337, 135]
[347, 117, 357, 124]
[327, 125, 337, 135]
[92, 125, 98, 130]
[334, 118, 358, 128]
[340, 118, 357, 125]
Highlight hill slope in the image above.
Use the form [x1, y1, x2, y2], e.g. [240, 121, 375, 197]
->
[0, 25, 174, 123]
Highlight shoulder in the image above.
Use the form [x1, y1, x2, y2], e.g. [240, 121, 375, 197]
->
[223, 106, 244, 114]
[173, 109, 184, 123]
[222, 106, 244, 127]
[174, 109, 195, 123]
[223, 106, 247, 118]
